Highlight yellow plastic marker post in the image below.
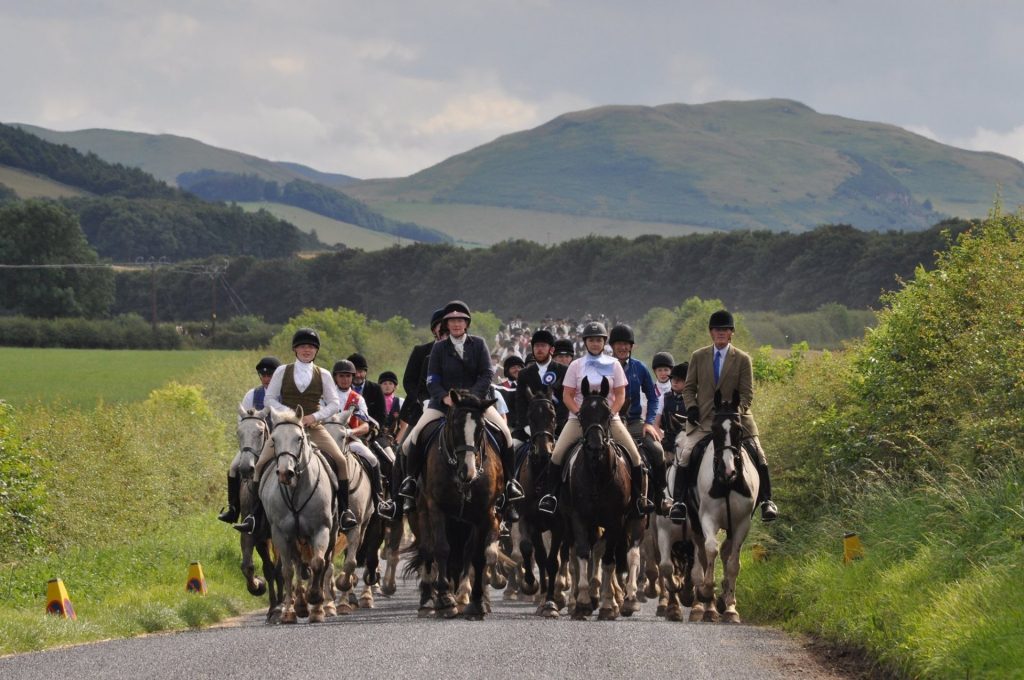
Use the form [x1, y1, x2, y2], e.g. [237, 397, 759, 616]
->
[46, 578, 76, 619]
[186, 561, 207, 595]
[843, 532, 864, 563]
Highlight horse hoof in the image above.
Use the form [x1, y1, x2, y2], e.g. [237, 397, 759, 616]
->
[294, 605, 309, 619]
[336, 603, 353, 615]
[656, 604, 667, 617]
[703, 608, 720, 623]
[503, 589, 519, 601]
[643, 582, 658, 599]
[539, 602, 560, 618]
[463, 602, 486, 619]
[666, 605, 684, 622]
[520, 579, 539, 596]
[358, 596, 374, 609]
[348, 592, 358, 605]
[716, 595, 727, 614]
[598, 607, 617, 621]
[381, 583, 396, 597]
[300, 564, 311, 580]
[722, 611, 741, 624]
[688, 605, 704, 623]
[309, 609, 325, 623]
[490, 572, 508, 590]
[439, 606, 459, 619]
[281, 611, 297, 625]
[621, 599, 640, 617]
[417, 607, 435, 618]
[248, 579, 267, 597]
[323, 602, 337, 617]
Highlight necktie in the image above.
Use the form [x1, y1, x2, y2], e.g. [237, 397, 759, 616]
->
[713, 350, 722, 383]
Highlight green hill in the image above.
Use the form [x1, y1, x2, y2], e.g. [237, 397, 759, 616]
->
[236, 202, 402, 251]
[347, 99, 1024, 234]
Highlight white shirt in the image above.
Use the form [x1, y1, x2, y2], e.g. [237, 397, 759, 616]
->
[265, 360, 341, 423]
[334, 387, 370, 422]
[451, 334, 466, 359]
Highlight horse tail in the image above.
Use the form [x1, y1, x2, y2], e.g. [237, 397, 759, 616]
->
[401, 541, 428, 580]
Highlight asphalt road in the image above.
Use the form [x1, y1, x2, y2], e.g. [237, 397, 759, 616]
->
[1, 577, 849, 680]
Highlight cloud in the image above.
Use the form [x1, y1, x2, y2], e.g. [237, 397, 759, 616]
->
[956, 125, 1024, 163]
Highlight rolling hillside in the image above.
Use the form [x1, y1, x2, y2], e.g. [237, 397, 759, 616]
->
[0, 165, 89, 199]
[346, 99, 1024, 234]
[236, 202, 402, 250]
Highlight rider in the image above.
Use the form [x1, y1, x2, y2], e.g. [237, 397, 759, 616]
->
[670, 310, 778, 523]
[378, 370, 403, 438]
[397, 300, 525, 515]
[501, 355, 525, 388]
[655, 362, 689, 522]
[537, 322, 652, 517]
[234, 328, 359, 533]
[609, 323, 661, 515]
[348, 353, 387, 428]
[331, 359, 396, 520]
[397, 307, 447, 439]
[651, 351, 675, 398]
[512, 328, 569, 445]
[217, 355, 280, 523]
[552, 338, 575, 367]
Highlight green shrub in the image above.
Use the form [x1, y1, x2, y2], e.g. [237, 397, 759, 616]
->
[0, 402, 49, 558]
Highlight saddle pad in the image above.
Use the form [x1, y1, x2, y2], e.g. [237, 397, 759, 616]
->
[513, 441, 531, 477]
[310, 445, 339, 492]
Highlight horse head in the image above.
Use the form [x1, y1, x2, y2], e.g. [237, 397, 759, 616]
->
[321, 405, 357, 451]
[711, 389, 744, 484]
[445, 389, 496, 485]
[578, 377, 613, 472]
[236, 406, 270, 481]
[526, 386, 556, 460]
[270, 406, 309, 487]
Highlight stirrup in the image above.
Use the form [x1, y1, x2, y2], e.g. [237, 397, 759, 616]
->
[398, 476, 418, 500]
[636, 497, 655, 516]
[233, 514, 256, 534]
[506, 479, 525, 502]
[760, 500, 778, 522]
[340, 509, 358, 531]
[538, 494, 558, 515]
[378, 499, 397, 520]
[668, 503, 687, 524]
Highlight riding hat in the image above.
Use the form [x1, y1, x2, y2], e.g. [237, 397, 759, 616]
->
[531, 329, 555, 346]
[332, 359, 357, 375]
[378, 371, 399, 385]
[255, 356, 281, 375]
[553, 338, 575, 356]
[347, 353, 368, 370]
[503, 355, 525, 373]
[608, 324, 635, 345]
[708, 310, 735, 330]
[291, 327, 321, 349]
[669, 362, 689, 381]
[429, 307, 446, 330]
[651, 351, 675, 370]
[442, 300, 472, 322]
[581, 322, 608, 340]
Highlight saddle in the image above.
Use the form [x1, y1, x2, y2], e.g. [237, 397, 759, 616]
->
[564, 438, 627, 482]
[421, 417, 504, 458]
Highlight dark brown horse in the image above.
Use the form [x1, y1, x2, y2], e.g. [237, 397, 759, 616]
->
[405, 389, 504, 619]
[562, 376, 633, 620]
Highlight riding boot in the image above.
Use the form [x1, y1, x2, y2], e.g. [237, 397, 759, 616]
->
[647, 444, 668, 514]
[233, 497, 263, 534]
[337, 479, 358, 531]
[373, 466, 396, 520]
[631, 463, 655, 516]
[668, 464, 689, 524]
[398, 439, 422, 513]
[756, 462, 779, 522]
[499, 442, 524, 523]
[217, 473, 240, 523]
[537, 462, 563, 515]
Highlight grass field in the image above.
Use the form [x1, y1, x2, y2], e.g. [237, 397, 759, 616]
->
[0, 348, 228, 408]
[236, 202, 401, 251]
[0, 164, 89, 199]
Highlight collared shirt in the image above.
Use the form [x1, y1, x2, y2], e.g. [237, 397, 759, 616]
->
[563, 352, 627, 421]
[333, 387, 369, 422]
[451, 334, 466, 358]
[713, 344, 731, 382]
[265, 360, 341, 423]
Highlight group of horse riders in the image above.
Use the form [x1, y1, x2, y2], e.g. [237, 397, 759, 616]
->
[219, 299, 777, 539]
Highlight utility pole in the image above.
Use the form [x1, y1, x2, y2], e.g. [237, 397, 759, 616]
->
[138, 256, 166, 332]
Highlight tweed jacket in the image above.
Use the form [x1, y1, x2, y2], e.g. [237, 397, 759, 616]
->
[682, 343, 758, 437]
[426, 334, 494, 410]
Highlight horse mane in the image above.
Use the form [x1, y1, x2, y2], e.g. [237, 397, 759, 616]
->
[271, 407, 302, 426]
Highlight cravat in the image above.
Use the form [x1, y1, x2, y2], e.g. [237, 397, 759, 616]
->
[713, 350, 722, 383]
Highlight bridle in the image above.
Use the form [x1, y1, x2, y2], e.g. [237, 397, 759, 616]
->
[238, 414, 269, 460]
[528, 397, 556, 457]
[273, 420, 313, 480]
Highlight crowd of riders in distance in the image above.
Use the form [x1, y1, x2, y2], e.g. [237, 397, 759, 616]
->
[220, 302, 777, 536]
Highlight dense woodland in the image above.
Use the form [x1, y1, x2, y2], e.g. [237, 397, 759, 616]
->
[177, 170, 449, 243]
[112, 220, 970, 323]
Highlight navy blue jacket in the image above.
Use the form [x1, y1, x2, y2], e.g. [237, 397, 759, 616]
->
[660, 390, 687, 451]
[621, 357, 660, 425]
[426, 335, 494, 410]
[512, 361, 568, 439]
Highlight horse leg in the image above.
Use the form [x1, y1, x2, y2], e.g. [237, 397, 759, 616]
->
[720, 522, 750, 624]
[520, 524, 542, 598]
[360, 525, 380, 609]
[381, 519, 402, 596]
[306, 527, 333, 623]
[538, 528, 562, 618]
[573, 543, 593, 620]
[278, 545, 298, 624]
[464, 528, 489, 620]
[431, 515, 457, 617]
[620, 532, 642, 617]
[417, 559, 435, 617]
[699, 528, 720, 623]
[597, 550, 618, 621]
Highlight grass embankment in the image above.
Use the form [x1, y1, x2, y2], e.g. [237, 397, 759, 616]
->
[0, 353, 258, 655]
[735, 214, 1024, 679]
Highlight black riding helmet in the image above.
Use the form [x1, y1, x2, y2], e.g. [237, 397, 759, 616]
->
[608, 323, 635, 345]
[652, 351, 675, 370]
[708, 310, 735, 329]
[503, 355, 525, 373]
[553, 338, 575, 356]
[332, 359, 357, 375]
[429, 307, 446, 331]
[669, 362, 689, 381]
[581, 321, 608, 339]
[442, 300, 472, 329]
[292, 327, 321, 349]
[347, 353, 368, 370]
[531, 329, 555, 346]
[378, 371, 399, 385]
[256, 356, 281, 376]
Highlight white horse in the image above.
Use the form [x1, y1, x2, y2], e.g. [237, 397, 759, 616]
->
[321, 412, 378, 612]
[685, 390, 759, 624]
[261, 407, 338, 624]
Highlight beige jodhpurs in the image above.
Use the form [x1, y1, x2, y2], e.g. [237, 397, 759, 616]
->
[550, 417, 642, 467]
[255, 422, 349, 481]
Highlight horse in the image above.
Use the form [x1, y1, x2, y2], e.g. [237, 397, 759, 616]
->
[558, 376, 636, 620]
[260, 407, 339, 624]
[321, 411, 379, 612]
[366, 420, 404, 598]
[404, 389, 505, 620]
[684, 389, 759, 623]
[233, 406, 283, 621]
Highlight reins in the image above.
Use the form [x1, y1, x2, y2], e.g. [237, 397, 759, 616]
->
[273, 421, 324, 523]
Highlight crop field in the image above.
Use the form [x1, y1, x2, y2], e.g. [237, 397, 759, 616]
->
[0, 347, 229, 408]
[237, 202, 402, 251]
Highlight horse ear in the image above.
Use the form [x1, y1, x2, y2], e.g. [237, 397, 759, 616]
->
[600, 376, 610, 398]
[238, 404, 248, 418]
[526, 386, 535, 400]
[256, 406, 269, 420]
[296, 405, 305, 420]
[581, 376, 591, 395]
[541, 385, 551, 399]
[731, 389, 740, 407]
[714, 390, 722, 409]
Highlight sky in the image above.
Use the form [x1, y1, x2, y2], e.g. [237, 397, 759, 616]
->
[2, 1, 1023, 178]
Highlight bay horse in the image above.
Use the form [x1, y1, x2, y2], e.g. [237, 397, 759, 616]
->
[561, 376, 635, 620]
[321, 412, 379, 612]
[260, 407, 338, 624]
[685, 389, 759, 623]
[405, 389, 504, 620]
[234, 406, 282, 622]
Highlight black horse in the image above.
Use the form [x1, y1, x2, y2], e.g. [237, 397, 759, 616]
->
[404, 390, 504, 620]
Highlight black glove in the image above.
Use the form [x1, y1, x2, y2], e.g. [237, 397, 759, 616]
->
[686, 406, 701, 426]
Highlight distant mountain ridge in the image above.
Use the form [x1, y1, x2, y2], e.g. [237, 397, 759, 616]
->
[347, 99, 1024, 234]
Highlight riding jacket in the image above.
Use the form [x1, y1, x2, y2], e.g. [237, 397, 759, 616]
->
[620, 357, 660, 425]
[512, 359, 568, 439]
[354, 379, 386, 427]
[682, 343, 758, 437]
[399, 340, 434, 424]
[426, 334, 493, 410]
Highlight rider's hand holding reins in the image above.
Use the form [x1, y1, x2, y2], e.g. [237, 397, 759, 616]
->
[300, 414, 318, 428]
